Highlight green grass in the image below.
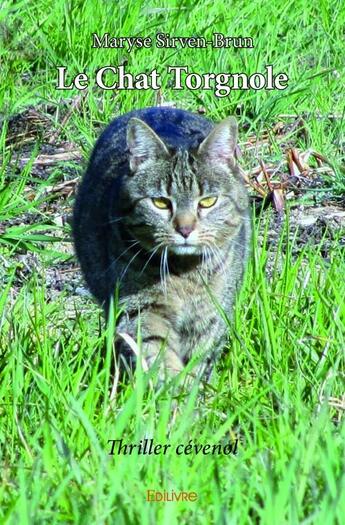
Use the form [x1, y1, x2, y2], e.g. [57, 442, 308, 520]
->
[1, 215, 344, 524]
[0, 0, 344, 523]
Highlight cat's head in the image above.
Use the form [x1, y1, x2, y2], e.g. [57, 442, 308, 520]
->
[120, 116, 248, 257]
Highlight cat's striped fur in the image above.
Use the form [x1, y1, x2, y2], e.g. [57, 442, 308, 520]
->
[73, 107, 250, 379]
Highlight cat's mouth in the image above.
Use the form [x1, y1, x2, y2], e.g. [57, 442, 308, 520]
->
[169, 244, 200, 256]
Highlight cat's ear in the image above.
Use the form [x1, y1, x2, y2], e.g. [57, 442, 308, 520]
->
[127, 118, 170, 172]
[197, 117, 238, 164]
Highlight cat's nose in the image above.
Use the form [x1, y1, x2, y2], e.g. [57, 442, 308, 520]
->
[174, 212, 196, 239]
[176, 225, 194, 239]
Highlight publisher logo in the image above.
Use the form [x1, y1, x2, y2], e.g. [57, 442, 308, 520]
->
[146, 490, 198, 502]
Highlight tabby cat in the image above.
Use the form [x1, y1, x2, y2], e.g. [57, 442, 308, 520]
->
[73, 107, 250, 380]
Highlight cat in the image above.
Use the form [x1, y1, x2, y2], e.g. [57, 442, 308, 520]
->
[73, 106, 250, 380]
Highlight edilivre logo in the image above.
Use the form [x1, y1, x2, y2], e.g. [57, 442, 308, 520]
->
[146, 490, 198, 502]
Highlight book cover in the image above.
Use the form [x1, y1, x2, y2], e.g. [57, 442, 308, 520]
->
[0, 1, 344, 523]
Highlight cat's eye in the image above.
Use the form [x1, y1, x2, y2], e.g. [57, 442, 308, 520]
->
[198, 196, 218, 208]
[152, 197, 171, 210]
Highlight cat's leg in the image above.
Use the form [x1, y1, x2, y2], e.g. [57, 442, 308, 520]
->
[116, 310, 184, 380]
[186, 324, 228, 382]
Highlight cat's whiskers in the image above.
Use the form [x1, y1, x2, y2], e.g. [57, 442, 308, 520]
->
[197, 233, 216, 261]
[92, 240, 141, 279]
[201, 245, 206, 270]
[107, 216, 125, 225]
[159, 246, 171, 295]
[199, 245, 211, 277]
[164, 246, 170, 281]
[162, 247, 169, 293]
[212, 245, 227, 274]
[112, 240, 141, 265]
[203, 241, 226, 274]
[119, 248, 143, 281]
[201, 243, 212, 273]
[159, 249, 166, 294]
[229, 239, 247, 252]
[201, 222, 247, 271]
[204, 245, 215, 273]
[200, 244, 208, 268]
[140, 242, 165, 275]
